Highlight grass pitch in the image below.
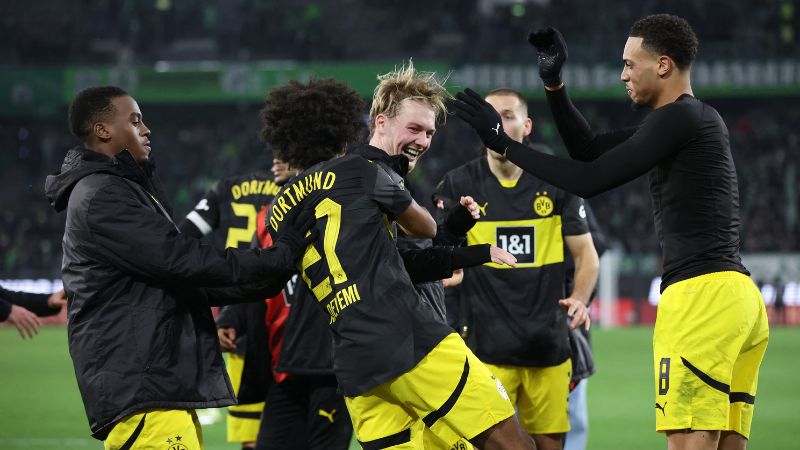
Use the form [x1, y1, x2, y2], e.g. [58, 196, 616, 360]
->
[0, 326, 795, 449]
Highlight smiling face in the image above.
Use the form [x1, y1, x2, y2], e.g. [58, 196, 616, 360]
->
[98, 95, 151, 162]
[371, 99, 436, 173]
[621, 37, 664, 109]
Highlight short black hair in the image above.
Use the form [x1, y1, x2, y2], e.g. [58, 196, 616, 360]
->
[68, 86, 129, 140]
[630, 14, 698, 70]
[486, 87, 528, 116]
[259, 78, 366, 170]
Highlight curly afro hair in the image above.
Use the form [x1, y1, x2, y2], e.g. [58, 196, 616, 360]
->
[259, 78, 366, 170]
[630, 14, 698, 70]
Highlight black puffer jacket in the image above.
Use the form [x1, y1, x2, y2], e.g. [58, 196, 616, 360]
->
[44, 147, 298, 440]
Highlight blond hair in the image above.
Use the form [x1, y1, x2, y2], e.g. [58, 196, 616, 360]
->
[368, 61, 452, 136]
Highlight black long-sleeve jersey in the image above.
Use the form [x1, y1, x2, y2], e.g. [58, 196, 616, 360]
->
[179, 171, 281, 246]
[273, 146, 488, 377]
[500, 89, 748, 291]
[0, 284, 60, 321]
[267, 155, 452, 396]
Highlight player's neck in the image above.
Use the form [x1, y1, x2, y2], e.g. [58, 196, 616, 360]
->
[368, 135, 391, 156]
[654, 77, 693, 109]
[486, 153, 522, 182]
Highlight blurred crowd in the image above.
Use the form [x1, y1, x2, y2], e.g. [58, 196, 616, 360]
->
[1, 0, 797, 277]
[1, 0, 797, 65]
[1, 97, 797, 278]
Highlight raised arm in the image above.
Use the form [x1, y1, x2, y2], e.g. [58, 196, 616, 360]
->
[453, 88, 696, 198]
[528, 27, 636, 161]
[545, 88, 637, 161]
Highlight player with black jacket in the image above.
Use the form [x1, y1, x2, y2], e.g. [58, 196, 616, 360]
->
[44, 86, 312, 448]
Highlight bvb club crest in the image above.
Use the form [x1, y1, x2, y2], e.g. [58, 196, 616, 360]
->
[533, 192, 553, 217]
[166, 435, 188, 450]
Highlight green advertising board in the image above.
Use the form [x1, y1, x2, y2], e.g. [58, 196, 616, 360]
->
[2, 60, 799, 118]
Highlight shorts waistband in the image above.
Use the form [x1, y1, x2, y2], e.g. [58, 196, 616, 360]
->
[663, 271, 753, 295]
[687, 271, 751, 282]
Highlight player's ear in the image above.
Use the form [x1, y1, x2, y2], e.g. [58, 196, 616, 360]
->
[94, 122, 111, 142]
[374, 114, 387, 132]
[657, 56, 673, 77]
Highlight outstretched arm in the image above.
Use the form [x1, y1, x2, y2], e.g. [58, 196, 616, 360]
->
[400, 244, 515, 284]
[453, 88, 696, 198]
[87, 180, 309, 289]
[0, 286, 64, 319]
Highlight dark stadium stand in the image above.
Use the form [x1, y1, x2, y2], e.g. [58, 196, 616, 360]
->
[1, 98, 797, 281]
[0, 0, 797, 304]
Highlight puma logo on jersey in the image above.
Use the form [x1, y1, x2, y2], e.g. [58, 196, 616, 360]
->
[194, 199, 210, 211]
[476, 202, 489, 216]
[318, 408, 336, 424]
[491, 123, 501, 135]
[655, 401, 667, 416]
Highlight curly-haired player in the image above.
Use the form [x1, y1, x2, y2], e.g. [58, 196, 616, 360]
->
[455, 13, 769, 450]
[263, 77, 535, 450]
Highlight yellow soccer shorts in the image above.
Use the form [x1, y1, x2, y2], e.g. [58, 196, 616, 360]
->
[486, 359, 572, 435]
[104, 409, 202, 450]
[345, 333, 515, 449]
[653, 271, 769, 438]
[225, 353, 265, 443]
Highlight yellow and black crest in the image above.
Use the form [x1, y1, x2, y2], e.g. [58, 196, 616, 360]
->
[166, 435, 188, 450]
[533, 192, 553, 217]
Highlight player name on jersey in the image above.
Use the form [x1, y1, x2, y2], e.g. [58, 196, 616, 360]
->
[325, 283, 362, 324]
[269, 171, 337, 231]
[231, 179, 281, 200]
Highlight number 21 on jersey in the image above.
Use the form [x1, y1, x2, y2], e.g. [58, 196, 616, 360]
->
[300, 198, 349, 301]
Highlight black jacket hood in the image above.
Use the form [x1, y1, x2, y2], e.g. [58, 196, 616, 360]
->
[45, 146, 170, 215]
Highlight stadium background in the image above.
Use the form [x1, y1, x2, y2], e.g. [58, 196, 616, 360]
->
[0, 0, 798, 448]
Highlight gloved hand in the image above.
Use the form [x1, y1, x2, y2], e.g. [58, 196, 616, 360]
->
[527, 27, 568, 88]
[443, 196, 479, 236]
[274, 209, 318, 260]
[453, 88, 514, 154]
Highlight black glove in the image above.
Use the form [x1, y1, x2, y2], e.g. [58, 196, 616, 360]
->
[444, 201, 477, 237]
[527, 27, 568, 88]
[453, 88, 514, 154]
[274, 209, 318, 260]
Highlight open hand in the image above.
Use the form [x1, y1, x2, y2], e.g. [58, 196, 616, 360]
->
[559, 297, 590, 330]
[453, 89, 513, 153]
[459, 196, 481, 219]
[490, 246, 517, 268]
[7, 305, 41, 339]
